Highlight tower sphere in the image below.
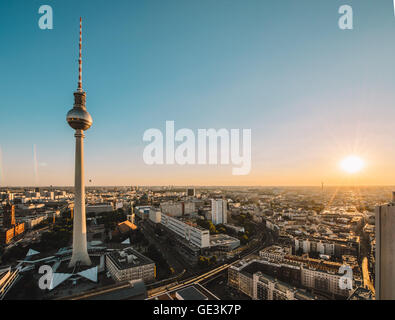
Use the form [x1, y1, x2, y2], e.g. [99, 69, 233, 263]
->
[66, 107, 92, 131]
[66, 17, 92, 132]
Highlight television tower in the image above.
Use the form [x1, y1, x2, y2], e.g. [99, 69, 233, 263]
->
[67, 18, 92, 267]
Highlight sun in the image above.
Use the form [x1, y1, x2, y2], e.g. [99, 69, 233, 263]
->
[340, 156, 365, 174]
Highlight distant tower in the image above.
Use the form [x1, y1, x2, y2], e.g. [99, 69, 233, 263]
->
[375, 192, 395, 299]
[127, 203, 135, 224]
[186, 187, 195, 197]
[67, 18, 92, 267]
[3, 203, 15, 229]
[211, 199, 227, 225]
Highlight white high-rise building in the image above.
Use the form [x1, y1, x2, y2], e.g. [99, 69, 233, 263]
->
[375, 192, 395, 300]
[160, 214, 210, 248]
[211, 199, 227, 225]
[149, 209, 161, 224]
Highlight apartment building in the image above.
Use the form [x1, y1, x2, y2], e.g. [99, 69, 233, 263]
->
[160, 213, 210, 248]
[253, 272, 314, 300]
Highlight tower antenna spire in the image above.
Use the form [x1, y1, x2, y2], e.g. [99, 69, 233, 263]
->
[78, 17, 83, 91]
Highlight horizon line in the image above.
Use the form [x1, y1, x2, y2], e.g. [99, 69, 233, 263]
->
[1, 184, 395, 188]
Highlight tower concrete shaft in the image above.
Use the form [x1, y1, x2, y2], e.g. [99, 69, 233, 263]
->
[69, 130, 91, 267]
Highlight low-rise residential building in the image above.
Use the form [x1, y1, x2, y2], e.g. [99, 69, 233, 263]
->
[209, 234, 240, 252]
[259, 245, 292, 261]
[229, 250, 360, 299]
[0, 223, 25, 245]
[86, 203, 114, 215]
[253, 272, 314, 300]
[160, 201, 196, 217]
[23, 214, 48, 229]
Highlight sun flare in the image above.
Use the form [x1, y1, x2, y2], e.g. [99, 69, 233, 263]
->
[340, 156, 365, 174]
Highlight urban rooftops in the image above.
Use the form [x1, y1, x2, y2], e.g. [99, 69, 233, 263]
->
[106, 247, 154, 270]
[176, 286, 208, 300]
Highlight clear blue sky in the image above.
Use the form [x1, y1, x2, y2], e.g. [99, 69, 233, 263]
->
[1, 0, 395, 186]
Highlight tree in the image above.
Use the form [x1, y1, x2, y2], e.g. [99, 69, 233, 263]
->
[218, 226, 226, 233]
[209, 223, 217, 234]
[196, 218, 217, 234]
[239, 234, 249, 245]
[198, 256, 210, 268]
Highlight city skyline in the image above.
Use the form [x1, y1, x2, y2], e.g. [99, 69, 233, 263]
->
[0, 0, 391, 304]
[1, 1, 395, 186]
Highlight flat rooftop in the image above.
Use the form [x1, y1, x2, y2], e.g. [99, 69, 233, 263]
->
[240, 261, 269, 278]
[210, 234, 240, 246]
[176, 286, 208, 300]
[107, 247, 154, 270]
[348, 287, 374, 300]
[260, 245, 288, 254]
[148, 284, 219, 301]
